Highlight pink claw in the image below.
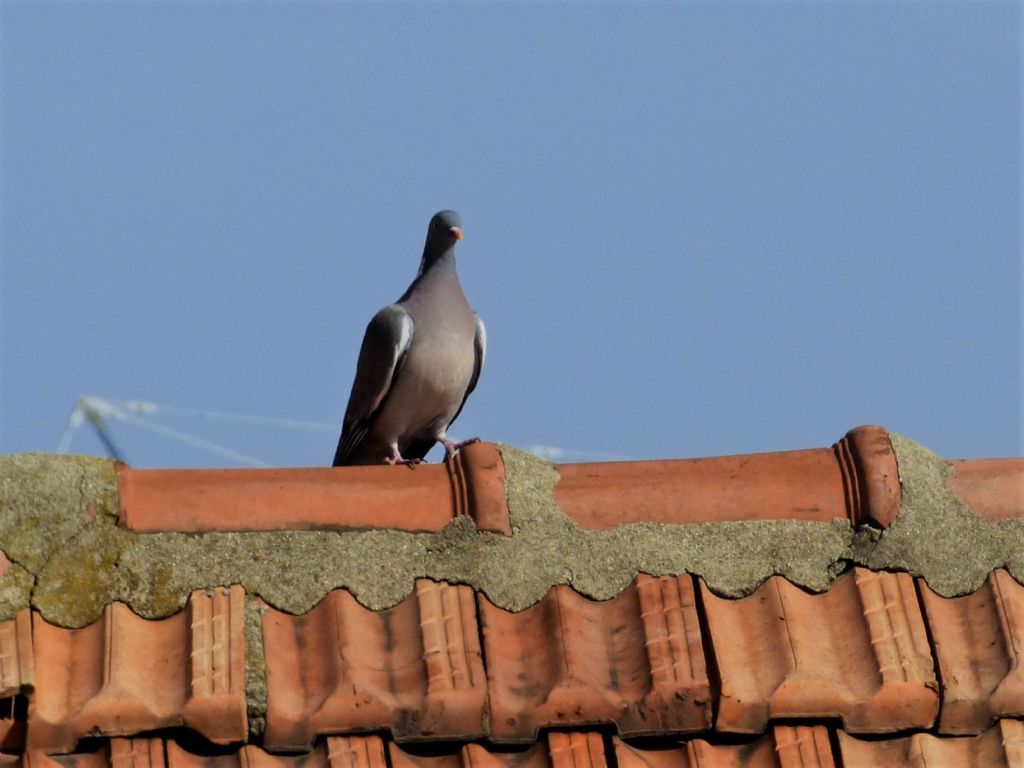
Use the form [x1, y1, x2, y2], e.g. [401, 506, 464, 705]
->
[442, 436, 481, 459]
[384, 445, 423, 467]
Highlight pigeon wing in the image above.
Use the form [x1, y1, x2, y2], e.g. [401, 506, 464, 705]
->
[448, 314, 486, 430]
[332, 304, 414, 466]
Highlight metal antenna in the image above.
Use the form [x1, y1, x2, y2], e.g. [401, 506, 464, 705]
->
[58, 397, 127, 462]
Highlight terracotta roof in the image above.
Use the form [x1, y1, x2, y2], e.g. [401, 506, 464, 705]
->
[0, 425, 1021, 766]
[4, 725, 1024, 768]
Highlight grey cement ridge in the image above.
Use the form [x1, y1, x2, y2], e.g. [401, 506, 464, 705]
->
[861, 432, 1024, 595]
[244, 596, 268, 736]
[0, 434, 1021, 629]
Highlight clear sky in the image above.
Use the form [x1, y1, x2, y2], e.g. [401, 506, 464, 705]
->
[2, 2, 1020, 468]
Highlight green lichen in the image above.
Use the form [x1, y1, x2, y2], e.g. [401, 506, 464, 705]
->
[0, 453, 118, 573]
[0, 562, 33, 619]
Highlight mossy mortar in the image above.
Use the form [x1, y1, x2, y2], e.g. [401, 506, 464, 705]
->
[0, 435, 1019, 628]
[244, 596, 268, 736]
[857, 432, 1024, 595]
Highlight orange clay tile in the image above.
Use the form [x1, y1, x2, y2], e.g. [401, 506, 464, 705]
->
[0, 552, 11, 581]
[0, 711, 25, 755]
[108, 738, 165, 768]
[479, 575, 711, 742]
[0, 610, 33, 751]
[149, 737, 386, 768]
[8, 733, 606, 768]
[27, 586, 246, 753]
[614, 725, 835, 768]
[321, 735, 390, 768]
[0, 611, 34, 697]
[546, 732, 607, 768]
[449, 444, 510, 535]
[838, 718, 1024, 767]
[116, 425, 910, 537]
[555, 426, 900, 529]
[260, 579, 486, 750]
[388, 733, 583, 768]
[166, 736, 377, 768]
[7, 736, 386, 768]
[117, 442, 510, 535]
[12, 749, 111, 768]
[918, 569, 1024, 734]
[947, 458, 1024, 522]
[115, 426, 1022, 537]
[702, 568, 938, 734]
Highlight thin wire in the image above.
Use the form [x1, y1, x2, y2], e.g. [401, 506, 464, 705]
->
[57, 403, 85, 453]
[115, 411, 270, 466]
[59, 395, 632, 467]
[87, 410, 128, 463]
[107, 398, 336, 432]
[58, 396, 269, 465]
[527, 444, 635, 462]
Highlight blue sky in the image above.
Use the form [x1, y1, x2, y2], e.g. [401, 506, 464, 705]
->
[2, 2, 1020, 467]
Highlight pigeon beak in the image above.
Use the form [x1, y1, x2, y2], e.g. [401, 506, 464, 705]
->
[450, 226, 463, 241]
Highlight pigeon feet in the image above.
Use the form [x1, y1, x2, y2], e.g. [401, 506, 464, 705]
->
[384, 445, 422, 467]
[442, 436, 481, 460]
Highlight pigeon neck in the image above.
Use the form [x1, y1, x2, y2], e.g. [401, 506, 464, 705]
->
[416, 246, 456, 278]
[400, 247, 457, 302]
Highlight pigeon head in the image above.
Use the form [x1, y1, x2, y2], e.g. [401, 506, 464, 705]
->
[418, 210, 464, 273]
[427, 209, 463, 247]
